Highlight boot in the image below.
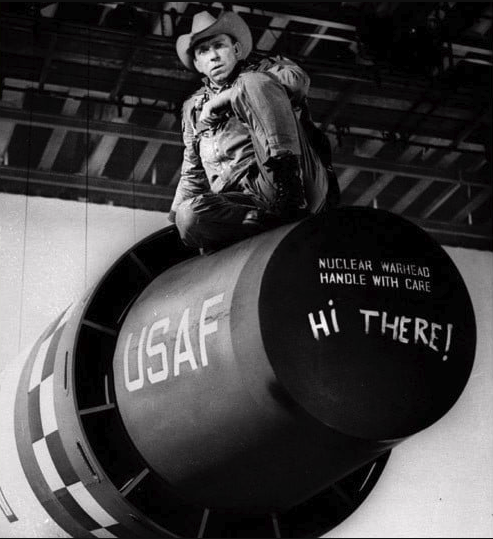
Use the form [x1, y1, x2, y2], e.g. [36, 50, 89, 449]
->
[242, 208, 281, 231]
[264, 153, 308, 220]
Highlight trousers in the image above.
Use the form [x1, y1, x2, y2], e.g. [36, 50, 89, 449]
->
[175, 72, 329, 251]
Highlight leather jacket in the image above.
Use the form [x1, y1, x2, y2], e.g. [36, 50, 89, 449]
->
[170, 56, 311, 218]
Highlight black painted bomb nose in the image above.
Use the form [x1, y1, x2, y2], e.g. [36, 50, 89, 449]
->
[258, 210, 475, 440]
[113, 208, 475, 511]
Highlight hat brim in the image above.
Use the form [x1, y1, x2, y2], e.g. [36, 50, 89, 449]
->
[176, 12, 253, 71]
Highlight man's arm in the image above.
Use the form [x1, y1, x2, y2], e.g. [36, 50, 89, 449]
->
[169, 98, 209, 223]
[198, 56, 310, 125]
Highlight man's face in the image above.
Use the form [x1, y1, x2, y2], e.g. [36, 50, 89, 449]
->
[193, 34, 240, 85]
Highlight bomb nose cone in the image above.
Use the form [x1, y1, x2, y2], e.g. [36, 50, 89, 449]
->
[256, 210, 475, 440]
[113, 208, 475, 510]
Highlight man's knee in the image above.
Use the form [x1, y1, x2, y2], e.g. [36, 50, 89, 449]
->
[174, 199, 201, 245]
[236, 71, 275, 90]
[231, 72, 282, 106]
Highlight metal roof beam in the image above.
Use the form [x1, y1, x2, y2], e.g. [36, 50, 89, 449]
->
[325, 126, 485, 154]
[451, 41, 493, 61]
[451, 108, 490, 147]
[0, 105, 183, 145]
[39, 34, 58, 91]
[0, 105, 487, 187]
[352, 173, 394, 207]
[0, 43, 192, 81]
[0, 121, 16, 165]
[131, 143, 162, 182]
[0, 165, 175, 207]
[224, 3, 361, 31]
[129, 112, 176, 182]
[38, 95, 82, 170]
[336, 154, 470, 184]
[1, 165, 488, 249]
[0, 89, 24, 164]
[299, 25, 328, 57]
[204, 1, 493, 63]
[469, 4, 492, 35]
[452, 188, 492, 223]
[337, 136, 384, 191]
[3, 9, 491, 66]
[310, 85, 478, 120]
[81, 108, 132, 177]
[352, 145, 423, 206]
[1, 39, 489, 111]
[390, 179, 432, 214]
[434, 151, 461, 169]
[2, 52, 480, 123]
[408, 217, 491, 247]
[109, 42, 141, 102]
[97, 5, 112, 26]
[169, 165, 182, 186]
[321, 81, 359, 129]
[419, 183, 462, 219]
[468, 157, 488, 173]
[154, 2, 188, 36]
[417, 107, 490, 182]
[388, 118, 472, 214]
[256, 17, 289, 51]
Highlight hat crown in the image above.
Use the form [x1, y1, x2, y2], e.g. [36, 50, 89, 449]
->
[176, 10, 253, 71]
[191, 11, 218, 36]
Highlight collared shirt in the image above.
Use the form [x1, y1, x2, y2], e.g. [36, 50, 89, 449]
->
[170, 56, 311, 216]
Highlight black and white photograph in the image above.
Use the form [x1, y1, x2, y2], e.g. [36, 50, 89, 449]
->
[0, 2, 491, 537]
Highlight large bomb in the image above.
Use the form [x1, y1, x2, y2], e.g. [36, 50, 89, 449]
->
[113, 208, 475, 511]
[1, 208, 476, 538]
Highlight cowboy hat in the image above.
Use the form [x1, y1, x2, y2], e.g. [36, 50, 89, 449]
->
[176, 11, 253, 71]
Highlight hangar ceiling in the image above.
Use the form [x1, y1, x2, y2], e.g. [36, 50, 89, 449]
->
[0, 1, 491, 249]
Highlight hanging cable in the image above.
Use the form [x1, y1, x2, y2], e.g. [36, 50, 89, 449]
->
[17, 25, 35, 353]
[84, 27, 90, 291]
[130, 94, 137, 245]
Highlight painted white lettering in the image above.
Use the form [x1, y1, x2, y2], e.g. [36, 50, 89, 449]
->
[359, 309, 380, 334]
[329, 300, 340, 333]
[381, 311, 399, 340]
[443, 323, 453, 360]
[308, 310, 330, 340]
[174, 308, 198, 375]
[328, 272, 366, 285]
[380, 262, 430, 277]
[372, 275, 399, 287]
[405, 278, 431, 292]
[146, 318, 170, 383]
[429, 322, 442, 352]
[199, 293, 224, 367]
[399, 316, 411, 344]
[124, 328, 146, 392]
[414, 318, 429, 345]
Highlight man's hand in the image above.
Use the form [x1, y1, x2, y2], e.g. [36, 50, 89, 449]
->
[199, 89, 233, 126]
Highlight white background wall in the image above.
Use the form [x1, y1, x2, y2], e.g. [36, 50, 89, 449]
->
[0, 193, 171, 365]
[0, 192, 492, 537]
